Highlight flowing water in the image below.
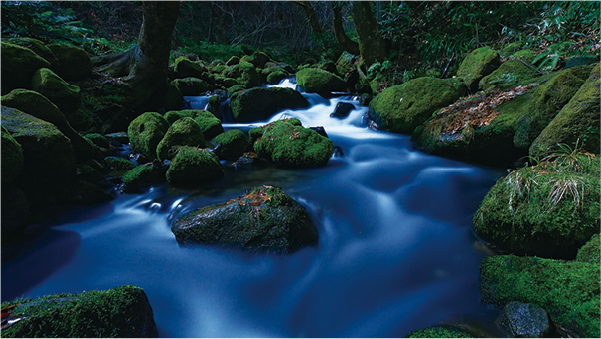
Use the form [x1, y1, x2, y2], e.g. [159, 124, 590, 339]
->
[2, 80, 506, 337]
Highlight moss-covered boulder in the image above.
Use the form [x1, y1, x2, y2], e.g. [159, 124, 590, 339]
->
[336, 51, 358, 76]
[1, 128, 24, 184]
[513, 65, 592, 149]
[171, 184, 318, 253]
[576, 233, 600, 265]
[296, 68, 347, 95]
[174, 57, 208, 79]
[172, 77, 210, 96]
[266, 69, 289, 85]
[156, 117, 205, 162]
[405, 324, 474, 338]
[368, 77, 466, 135]
[230, 86, 310, 123]
[211, 129, 250, 161]
[529, 64, 600, 159]
[412, 84, 536, 167]
[0, 285, 157, 338]
[164, 109, 223, 140]
[127, 112, 170, 160]
[165, 146, 224, 188]
[46, 43, 93, 81]
[30, 68, 81, 115]
[479, 59, 540, 91]
[473, 153, 600, 259]
[457, 46, 501, 92]
[103, 156, 137, 177]
[253, 119, 334, 169]
[1, 89, 98, 161]
[122, 162, 166, 193]
[6, 37, 59, 67]
[0, 42, 51, 94]
[84, 133, 110, 148]
[480, 255, 600, 338]
[237, 60, 261, 88]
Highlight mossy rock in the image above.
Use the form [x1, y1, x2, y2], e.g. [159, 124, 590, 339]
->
[499, 42, 525, 58]
[103, 156, 136, 177]
[336, 51, 358, 76]
[122, 163, 166, 193]
[193, 110, 224, 140]
[2, 89, 98, 161]
[457, 47, 501, 92]
[479, 59, 541, 91]
[249, 118, 302, 143]
[513, 50, 535, 64]
[30, 68, 81, 115]
[127, 112, 170, 160]
[266, 70, 289, 85]
[1, 127, 24, 184]
[237, 60, 261, 88]
[6, 37, 59, 67]
[576, 233, 600, 265]
[165, 146, 224, 188]
[473, 154, 600, 259]
[230, 87, 310, 123]
[253, 119, 334, 169]
[171, 184, 318, 253]
[513, 65, 592, 149]
[171, 77, 210, 96]
[0, 285, 157, 338]
[480, 255, 600, 338]
[156, 117, 205, 162]
[226, 56, 240, 66]
[368, 77, 466, 135]
[0, 42, 51, 94]
[296, 68, 347, 95]
[47, 43, 93, 81]
[211, 129, 250, 161]
[84, 133, 109, 148]
[530, 63, 600, 159]
[221, 77, 239, 88]
[174, 57, 208, 79]
[406, 324, 474, 338]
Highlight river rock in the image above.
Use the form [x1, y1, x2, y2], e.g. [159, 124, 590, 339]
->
[230, 86, 310, 123]
[127, 112, 170, 160]
[1, 89, 99, 161]
[156, 117, 205, 162]
[5, 37, 59, 67]
[253, 119, 334, 169]
[500, 301, 550, 338]
[480, 255, 600, 338]
[0, 42, 51, 94]
[473, 153, 599, 259]
[265, 69, 288, 85]
[296, 68, 347, 95]
[330, 102, 355, 119]
[457, 46, 501, 92]
[174, 57, 208, 79]
[47, 43, 93, 81]
[211, 129, 250, 161]
[165, 146, 224, 188]
[172, 77, 210, 96]
[0, 285, 158, 338]
[368, 77, 466, 135]
[479, 59, 540, 91]
[122, 161, 166, 193]
[30, 68, 81, 115]
[529, 63, 600, 159]
[237, 60, 261, 88]
[104, 156, 137, 177]
[171, 185, 318, 253]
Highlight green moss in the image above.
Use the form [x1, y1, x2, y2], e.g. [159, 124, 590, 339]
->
[193, 110, 224, 140]
[230, 87, 309, 123]
[266, 70, 288, 85]
[513, 65, 592, 148]
[30, 68, 81, 114]
[457, 47, 501, 91]
[47, 43, 93, 81]
[1, 127, 24, 184]
[0, 42, 51, 94]
[480, 255, 600, 338]
[368, 77, 466, 135]
[479, 60, 540, 91]
[295, 68, 346, 94]
[211, 129, 249, 160]
[5, 37, 58, 66]
[121, 164, 165, 193]
[156, 117, 205, 162]
[103, 156, 136, 177]
[499, 42, 524, 58]
[166, 146, 224, 188]
[530, 63, 600, 159]
[174, 57, 207, 79]
[0, 285, 157, 338]
[576, 234, 600, 265]
[172, 77, 210, 96]
[473, 154, 600, 258]
[237, 60, 260, 88]
[406, 324, 474, 338]
[127, 112, 169, 159]
[84, 133, 109, 148]
[253, 119, 334, 169]
[513, 50, 535, 64]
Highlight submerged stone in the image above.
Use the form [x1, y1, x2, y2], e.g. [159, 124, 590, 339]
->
[330, 102, 355, 119]
[171, 185, 318, 253]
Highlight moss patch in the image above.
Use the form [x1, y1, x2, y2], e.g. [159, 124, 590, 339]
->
[30, 68, 81, 115]
[165, 146, 224, 188]
[457, 47, 501, 92]
[127, 112, 169, 160]
[296, 68, 346, 95]
[156, 117, 205, 162]
[211, 129, 249, 161]
[576, 233, 600, 265]
[479, 59, 540, 91]
[1, 127, 24, 184]
[406, 324, 474, 338]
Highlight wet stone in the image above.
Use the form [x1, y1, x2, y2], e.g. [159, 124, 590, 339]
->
[500, 301, 551, 338]
[330, 102, 356, 119]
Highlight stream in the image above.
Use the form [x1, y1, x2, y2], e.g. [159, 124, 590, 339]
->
[2, 80, 506, 337]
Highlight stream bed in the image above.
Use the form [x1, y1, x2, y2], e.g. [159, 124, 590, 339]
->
[2, 84, 506, 337]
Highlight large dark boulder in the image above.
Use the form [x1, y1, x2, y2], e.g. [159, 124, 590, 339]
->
[230, 87, 310, 123]
[0, 285, 157, 338]
[295, 68, 347, 95]
[30, 68, 81, 116]
[457, 46, 501, 92]
[171, 185, 318, 253]
[46, 43, 93, 81]
[127, 112, 170, 160]
[0, 42, 51, 94]
[156, 117, 205, 162]
[211, 129, 250, 161]
[5, 37, 59, 67]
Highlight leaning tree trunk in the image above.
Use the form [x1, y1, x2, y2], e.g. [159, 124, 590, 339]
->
[331, 2, 360, 56]
[351, 1, 386, 67]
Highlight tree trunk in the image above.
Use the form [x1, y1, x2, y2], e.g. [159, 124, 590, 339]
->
[351, 1, 386, 66]
[293, 1, 325, 37]
[331, 2, 360, 56]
